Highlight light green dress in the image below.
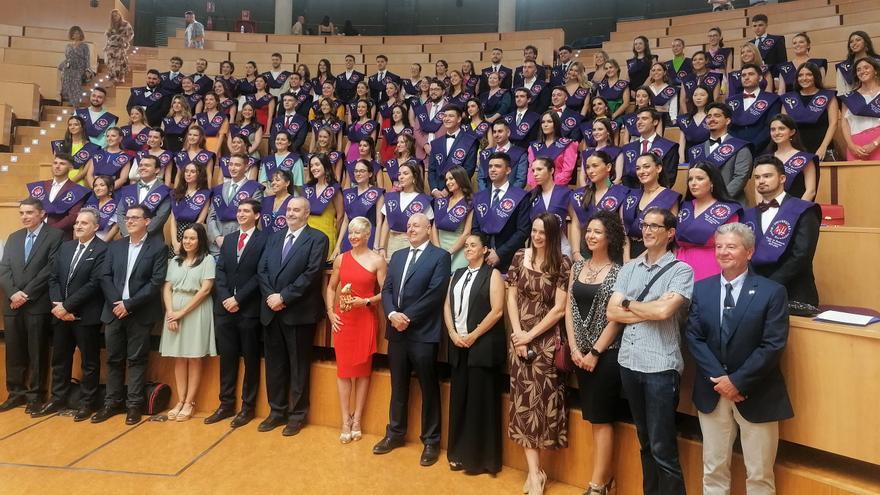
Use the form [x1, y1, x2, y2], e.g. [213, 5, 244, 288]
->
[159, 256, 217, 358]
[438, 227, 467, 272]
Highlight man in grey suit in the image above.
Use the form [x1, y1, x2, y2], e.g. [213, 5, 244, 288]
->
[688, 102, 753, 206]
[0, 197, 64, 413]
[207, 154, 264, 254]
[115, 155, 172, 238]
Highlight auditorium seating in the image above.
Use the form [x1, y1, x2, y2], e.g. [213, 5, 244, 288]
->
[0, 2, 878, 491]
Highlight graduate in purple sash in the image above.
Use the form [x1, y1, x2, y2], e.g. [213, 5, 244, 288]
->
[260, 170, 294, 234]
[664, 38, 693, 86]
[769, 115, 819, 201]
[461, 60, 480, 96]
[190, 58, 214, 96]
[727, 44, 773, 97]
[262, 53, 292, 97]
[646, 63, 681, 126]
[76, 88, 117, 148]
[688, 102, 753, 206]
[518, 61, 550, 114]
[127, 70, 171, 128]
[748, 14, 788, 70]
[681, 51, 723, 104]
[615, 108, 679, 189]
[579, 97, 618, 148]
[27, 154, 91, 239]
[728, 63, 782, 155]
[569, 151, 628, 261]
[337, 54, 366, 104]
[216, 61, 239, 102]
[435, 59, 452, 88]
[53, 115, 100, 185]
[512, 45, 546, 88]
[309, 127, 345, 184]
[383, 134, 423, 192]
[116, 154, 172, 239]
[269, 94, 308, 154]
[179, 77, 204, 115]
[548, 87, 585, 142]
[431, 166, 474, 272]
[237, 61, 259, 99]
[335, 160, 385, 255]
[835, 31, 880, 96]
[379, 104, 413, 163]
[213, 79, 238, 122]
[246, 76, 276, 132]
[463, 98, 491, 145]
[775, 33, 827, 93]
[207, 153, 264, 254]
[259, 131, 303, 191]
[160, 56, 184, 94]
[309, 84, 345, 123]
[378, 161, 433, 261]
[477, 120, 528, 191]
[559, 62, 592, 114]
[196, 93, 229, 155]
[840, 57, 880, 160]
[626, 37, 654, 89]
[219, 135, 259, 182]
[137, 128, 175, 186]
[780, 62, 838, 157]
[344, 137, 381, 188]
[481, 48, 513, 93]
[621, 153, 682, 258]
[447, 70, 473, 108]
[309, 99, 345, 148]
[229, 103, 264, 157]
[745, 156, 821, 307]
[278, 73, 313, 119]
[528, 157, 573, 256]
[595, 60, 630, 121]
[428, 105, 479, 197]
[550, 45, 574, 87]
[479, 72, 511, 123]
[312, 59, 335, 97]
[675, 162, 742, 281]
[706, 27, 734, 74]
[369, 55, 402, 104]
[587, 51, 609, 87]
[161, 95, 193, 153]
[120, 106, 149, 153]
[527, 111, 578, 187]
[85, 175, 119, 241]
[619, 87, 658, 144]
[504, 88, 542, 148]
[169, 162, 210, 252]
[402, 63, 423, 100]
[578, 119, 621, 186]
[174, 126, 216, 187]
[296, 64, 314, 96]
[346, 100, 380, 162]
[346, 82, 377, 124]
[86, 128, 131, 190]
[411, 80, 449, 160]
[676, 85, 712, 164]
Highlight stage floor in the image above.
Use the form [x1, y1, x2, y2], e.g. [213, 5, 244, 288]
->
[0, 407, 581, 494]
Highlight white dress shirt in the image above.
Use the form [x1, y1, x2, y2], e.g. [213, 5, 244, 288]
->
[69, 236, 95, 276]
[445, 131, 458, 155]
[760, 191, 787, 233]
[49, 179, 68, 202]
[122, 235, 146, 300]
[138, 178, 158, 204]
[452, 266, 481, 335]
[397, 240, 430, 306]
[236, 226, 256, 260]
[709, 133, 729, 154]
[742, 88, 761, 111]
[719, 270, 747, 323]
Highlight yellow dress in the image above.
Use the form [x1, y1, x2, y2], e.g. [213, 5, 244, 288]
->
[307, 201, 338, 261]
[69, 141, 86, 185]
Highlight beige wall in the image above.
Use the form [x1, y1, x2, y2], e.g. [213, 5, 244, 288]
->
[0, 0, 133, 32]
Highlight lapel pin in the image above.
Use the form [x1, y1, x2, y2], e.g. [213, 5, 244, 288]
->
[748, 289, 755, 295]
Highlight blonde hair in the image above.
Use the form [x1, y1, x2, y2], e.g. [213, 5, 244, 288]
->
[568, 61, 588, 88]
[348, 216, 372, 234]
[740, 43, 765, 67]
[167, 95, 193, 120]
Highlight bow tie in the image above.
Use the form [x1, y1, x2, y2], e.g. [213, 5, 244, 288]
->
[138, 183, 150, 189]
[446, 134, 457, 140]
[756, 199, 780, 212]
[709, 138, 722, 146]
[744, 93, 756, 98]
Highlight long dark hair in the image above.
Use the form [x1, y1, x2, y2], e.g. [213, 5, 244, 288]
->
[580, 150, 614, 211]
[591, 118, 616, 146]
[307, 153, 338, 186]
[794, 62, 825, 92]
[539, 110, 562, 140]
[353, 159, 377, 186]
[588, 96, 611, 120]
[399, 160, 426, 194]
[445, 165, 473, 202]
[683, 160, 736, 203]
[318, 58, 334, 79]
[845, 30, 879, 65]
[633, 35, 653, 62]
[587, 210, 625, 265]
[687, 84, 715, 115]
[769, 114, 806, 152]
[172, 163, 208, 200]
[530, 212, 564, 281]
[64, 115, 88, 148]
[176, 223, 209, 266]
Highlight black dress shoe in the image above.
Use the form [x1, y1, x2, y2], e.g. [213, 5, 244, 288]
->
[125, 407, 143, 425]
[203, 407, 235, 425]
[257, 415, 286, 432]
[282, 422, 303, 437]
[230, 410, 254, 428]
[31, 400, 63, 418]
[420, 444, 440, 466]
[73, 407, 94, 422]
[0, 396, 26, 412]
[449, 460, 464, 471]
[91, 405, 123, 423]
[372, 436, 405, 455]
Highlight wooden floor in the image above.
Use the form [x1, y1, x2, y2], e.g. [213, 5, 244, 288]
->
[0, 408, 581, 495]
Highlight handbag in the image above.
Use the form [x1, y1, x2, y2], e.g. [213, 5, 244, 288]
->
[553, 327, 573, 372]
[144, 382, 171, 415]
[819, 204, 844, 226]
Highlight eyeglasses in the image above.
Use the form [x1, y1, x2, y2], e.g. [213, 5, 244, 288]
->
[640, 222, 667, 232]
[125, 216, 145, 221]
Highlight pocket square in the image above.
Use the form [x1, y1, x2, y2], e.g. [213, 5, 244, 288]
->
[85, 257, 96, 261]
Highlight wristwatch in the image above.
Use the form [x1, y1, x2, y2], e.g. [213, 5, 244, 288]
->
[621, 299, 631, 310]
[589, 347, 602, 357]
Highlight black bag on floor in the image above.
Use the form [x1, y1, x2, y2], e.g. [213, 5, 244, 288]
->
[64, 379, 106, 410]
[144, 382, 171, 415]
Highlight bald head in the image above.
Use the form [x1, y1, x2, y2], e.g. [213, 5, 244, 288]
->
[285, 196, 310, 230]
[407, 213, 431, 246]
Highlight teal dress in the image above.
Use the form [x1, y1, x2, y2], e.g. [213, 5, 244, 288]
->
[159, 256, 217, 358]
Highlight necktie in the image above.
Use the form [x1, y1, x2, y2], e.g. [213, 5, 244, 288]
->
[237, 232, 247, 254]
[744, 93, 756, 98]
[285, 115, 293, 127]
[491, 188, 502, 209]
[457, 269, 475, 317]
[721, 282, 736, 342]
[68, 243, 85, 282]
[516, 112, 523, 126]
[756, 198, 780, 212]
[24, 232, 35, 263]
[227, 183, 238, 204]
[641, 140, 649, 153]
[399, 248, 420, 305]
[281, 233, 295, 261]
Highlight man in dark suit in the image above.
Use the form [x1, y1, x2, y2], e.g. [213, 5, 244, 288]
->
[33, 208, 107, 420]
[0, 198, 63, 413]
[159, 56, 184, 94]
[749, 14, 787, 69]
[373, 213, 451, 466]
[92, 204, 168, 425]
[257, 197, 329, 436]
[686, 221, 793, 495]
[616, 108, 680, 188]
[728, 64, 781, 155]
[427, 105, 478, 198]
[689, 102, 753, 206]
[114, 155, 171, 238]
[25, 153, 91, 240]
[369, 54, 402, 103]
[127, 69, 171, 128]
[550, 45, 574, 87]
[278, 73, 313, 120]
[480, 48, 512, 94]
[471, 152, 531, 273]
[204, 199, 267, 428]
[512, 45, 548, 88]
[503, 88, 541, 148]
[517, 60, 550, 114]
[743, 156, 821, 307]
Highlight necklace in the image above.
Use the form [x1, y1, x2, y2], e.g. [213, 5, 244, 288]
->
[584, 260, 611, 283]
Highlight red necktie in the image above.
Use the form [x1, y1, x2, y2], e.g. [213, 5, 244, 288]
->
[237, 232, 247, 252]
[641, 140, 649, 153]
[744, 93, 756, 98]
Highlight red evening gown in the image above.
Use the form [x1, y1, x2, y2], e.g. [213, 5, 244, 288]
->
[333, 252, 379, 378]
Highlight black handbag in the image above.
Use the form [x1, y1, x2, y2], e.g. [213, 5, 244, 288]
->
[144, 382, 171, 415]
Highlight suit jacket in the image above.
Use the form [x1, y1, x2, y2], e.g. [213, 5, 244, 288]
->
[750, 34, 788, 67]
[0, 225, 63, 316]
[686, 271, 794, 423]
[446, 264, 506, 368]
[117, 182, 172, 238]
[257, 225, 329, 326]
[100, 235, 168, 324]
[427, 132, 479, 193]
[206, 182, 264, 246]
[381, 243, 451, 343]
[729, 93, 781, 155]
[368, 71, 402, 103]
[697, 138, 753, 206]
[751, 198, 821, 306]
[512, 65, 548, 88]
[48, 237, 107, 325]
[214, 228, 267, 318]
[39, 180, 87, 239]
[470, 190, 531, 273]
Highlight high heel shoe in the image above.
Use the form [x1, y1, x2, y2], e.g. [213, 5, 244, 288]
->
[167, 401, 184, 420]
[584, 478, 615, 495]
[340, 416, 353, 444]
[528, 470, 546, 495]
[176, 402, 195, 422]
[351, 417, 362, 441]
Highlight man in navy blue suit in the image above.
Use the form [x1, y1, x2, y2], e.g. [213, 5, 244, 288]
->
[427, 105, 478, 198]
[728, 64, 781, 155]
[373, 213, 451, 467]
[686, 222, 792, 495]
[257, 197, 329, 437]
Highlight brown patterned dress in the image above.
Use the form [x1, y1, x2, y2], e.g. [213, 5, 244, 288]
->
[506, 249, 571, 450]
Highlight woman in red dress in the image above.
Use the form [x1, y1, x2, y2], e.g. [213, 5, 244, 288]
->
[325, 216, 388, 443]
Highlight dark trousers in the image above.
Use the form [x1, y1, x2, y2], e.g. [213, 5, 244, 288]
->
[215, 313, 262, 411]
[49, 319, 101, 407]
[263, 318, 315, 424]
[3, 313, 50, 403]
[386, 339, 440, 445]
[104, 318, 153, 409]
[447, 358, 502, 474]
[620, 367, 686, 495]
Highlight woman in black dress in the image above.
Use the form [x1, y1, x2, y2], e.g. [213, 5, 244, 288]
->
[780, 62, 839, 159]
[444, 233, 506, 475]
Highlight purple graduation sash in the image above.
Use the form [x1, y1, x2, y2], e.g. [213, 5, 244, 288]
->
[566, 87, 590, 111]
[261, 152, 301, 177]
[116, 183, 171, 213]
[447, 91, 473, 108]
[781, 90, 834, 124]
[136, 150, 175, 171]
[559, 109, 583, 138]
[622, 113, 639, 137]
[527, 81, 546, 101]
[75, 108, 117, 138]
[175, 149, 215, 170]
[384, 191, 432, 232]
[676, 200, 742, 245]
[310, 118, 344, 136]
[129, 86, 167, 108]
[481, 66, 510, 83]
[777, 59, 827, 87]
[245, 93, 274, 110]
[688, 136, 750, 167]
[381, 126, 414, 146]
[260, 195, 293, 232]
[413, 102, 446, 134]
[27, 181, 90, 215]
[286, 90, 311, 113]
[402, 78, 419, 96]
[341, 186, 384, 250]
[726, 67, 769, 96]
[756, 35, 783, 59]
[782, 151, 818, 192]
[504, 111, 540, 141]
[237, 77, 257, 96]
[578, 118, 619, 147]
[581, 146, 622, 173]
[217, 155, 258, 178]
[619, 137, 677, 180]
[652, 85, 678, 107]
[160, 71, 183, 91]
[682, 72, 722, 97]
[347, 120, 378, 142]
[184, 92, 203, 112]
[344, 159, 380, 183]
[196, 112, 227, 137]
[219, 97, 236, 114]
[570, 184, 628, 226]
[473, 186, 528, 234]
[840, 90, 880, 118]
[596, 79, 629, 101]
[190, 74, 213, 94]
[463, 76, 479, 93]
[627, 57, 649, 78]
[664, 58, 693, 84]
[262, 70, 291, 89]
[335, 70, 364, 87]
[308, 150, 343, 167]
[463, 120, 490, 140]
[622, 188, 682, 237]
[85, 194, 117, 230]
[162, 116, 192, 136]
[171, 188, 211, 222]
[743, 197, 816, 264]
[529, 138, 574, 162]
[211, 180, 262, 222]
[478, 145, 526, 179]
[430, 132, 479, 176]
[54, 141, 101, 169]
[230, 123, 260, 141]
[480, 89, 508, 114]
[121, 125, 150, 151]
[675, 114, 710, 145]
[91, 150, 131, 177]
[271, 114, 307, 139]
[729, 92, 780, 126]
[529, 185, 571, 228]
[433, 196, 472, 232]
[707, 47, 733, 71]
